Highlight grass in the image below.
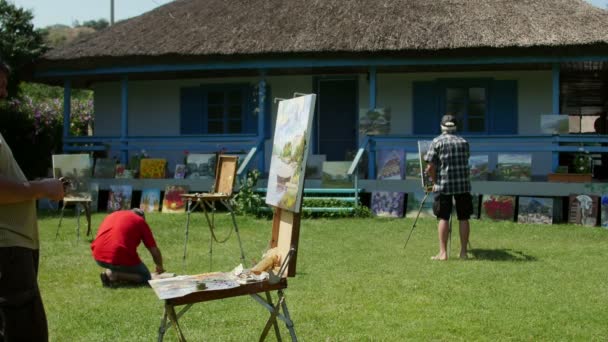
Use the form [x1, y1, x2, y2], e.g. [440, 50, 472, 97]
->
[38, 210, 608, 341]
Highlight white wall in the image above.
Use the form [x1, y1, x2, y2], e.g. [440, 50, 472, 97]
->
[92, 70, 554, 174]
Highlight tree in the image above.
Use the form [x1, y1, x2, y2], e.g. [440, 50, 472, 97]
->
[0, 0, 47, 97]
[80, 19, 109, 31]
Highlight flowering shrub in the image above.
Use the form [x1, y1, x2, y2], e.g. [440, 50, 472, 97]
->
[8, 94, 94, 137]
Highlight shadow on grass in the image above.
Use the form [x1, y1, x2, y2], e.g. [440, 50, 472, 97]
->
[470, 248, 537, 262]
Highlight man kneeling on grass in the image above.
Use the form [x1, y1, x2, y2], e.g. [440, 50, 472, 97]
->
[91, 209, 165, 287]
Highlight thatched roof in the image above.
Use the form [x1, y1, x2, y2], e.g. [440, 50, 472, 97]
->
[40, 0, 608, 70]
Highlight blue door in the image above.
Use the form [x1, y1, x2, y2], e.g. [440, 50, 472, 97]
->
[317, 78, 358, 161]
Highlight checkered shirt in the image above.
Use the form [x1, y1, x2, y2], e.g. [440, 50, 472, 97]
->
[424, 133, 471, 195]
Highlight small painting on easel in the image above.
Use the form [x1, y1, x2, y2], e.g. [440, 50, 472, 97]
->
[52, 154, 92, 201]
[266, 94, 317, 212]
[417, 140, 433, 191]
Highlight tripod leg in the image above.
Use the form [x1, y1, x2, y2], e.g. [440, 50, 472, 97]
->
[404, 192, 430, 250]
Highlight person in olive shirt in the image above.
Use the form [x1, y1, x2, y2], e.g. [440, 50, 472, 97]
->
[0, 59, 65, 341]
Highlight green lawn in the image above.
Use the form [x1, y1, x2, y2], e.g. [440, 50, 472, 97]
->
[38, 211, 608, 341]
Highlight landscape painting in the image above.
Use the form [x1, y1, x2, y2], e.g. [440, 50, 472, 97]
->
[405, 152, 420, 180]
[107, 185, 133, 212]
[359, 107, 391, 140]
[540, 115, 569, 135]
[266, 94, 316, 212]
[140, 188, 161, 212]
[481, 195, 515, 221]
[518, 196, 553, 224]
[495, 154, 532, 181]
[321, 161, 353, 189]
[186, 153, 216, 179]
[469, 154, 489, 181]
[52, 154, 92, 201]
[417, 140, 433, 190]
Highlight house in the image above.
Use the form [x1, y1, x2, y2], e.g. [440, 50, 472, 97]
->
[32, 0, 608, 196]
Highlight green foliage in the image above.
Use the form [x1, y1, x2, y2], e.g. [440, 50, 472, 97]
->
[80, 19, 109, 31]
[0, 105, 62, 178]
[0, 0, 47, 97]
[301, 198, 372, 218]
[234, 169, 264, 216]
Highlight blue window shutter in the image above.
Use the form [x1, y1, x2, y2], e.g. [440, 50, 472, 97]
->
[180, 86, 203, 134]
[489, 80, 518, 134]
[264, 84, 272, 138]
[413, 81, 439, 134]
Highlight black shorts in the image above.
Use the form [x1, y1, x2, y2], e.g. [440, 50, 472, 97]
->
[433, 193, 473, 220]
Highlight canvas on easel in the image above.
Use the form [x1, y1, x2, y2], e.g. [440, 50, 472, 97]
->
[417, 140, 433, 191]
[149, 94, 317, 342]
[266, 94, 316, 212]
[52, 154, 92, 201]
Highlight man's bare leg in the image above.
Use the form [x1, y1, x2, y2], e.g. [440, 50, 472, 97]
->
[432, 219, 449, 260]
[459, 220, 470, 259]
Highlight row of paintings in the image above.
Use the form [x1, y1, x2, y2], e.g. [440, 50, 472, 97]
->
[372, 192, 608, 228]
[94, 154, 218, 179]
[403, 152, 532, 182]
[46, 184, 191, 214]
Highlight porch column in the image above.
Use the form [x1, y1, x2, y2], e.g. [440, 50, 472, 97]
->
[369, 66, 377, 109]
[368, 66, 377, 178]
[257, 74, 267, 173]
[62, 79, 71, 153]
[552, 63, 560, 171]
[120, 75, 129, 165]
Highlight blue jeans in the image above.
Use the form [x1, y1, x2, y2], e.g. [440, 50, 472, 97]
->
[95, 260, 151, 282]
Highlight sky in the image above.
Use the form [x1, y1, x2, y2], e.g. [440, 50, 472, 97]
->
[9, 0, 175, 28]
[8, 0, 608, 29]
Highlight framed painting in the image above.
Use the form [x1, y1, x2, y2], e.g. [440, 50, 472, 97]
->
[185, 153, 216, 179]
[518, 196, 553, 224]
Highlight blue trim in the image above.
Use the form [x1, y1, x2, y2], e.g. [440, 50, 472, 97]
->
[257, 76, 267, 172]
[120, 76, 129, 164]
[35, 56, 608, 77]
[62, 79, 71, 141]
[369, 66, 377, 109]
[552, 63, 560, 114]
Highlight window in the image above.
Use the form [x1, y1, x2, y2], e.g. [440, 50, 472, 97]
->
[413, 78, 517, 135]
[180, 84, 254, 135]
[445, 86, 487, 133]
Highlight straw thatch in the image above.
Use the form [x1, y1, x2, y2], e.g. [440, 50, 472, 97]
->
[41, 0, 608, 67]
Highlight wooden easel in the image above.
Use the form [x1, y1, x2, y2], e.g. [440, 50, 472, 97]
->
[156, 206, 301, 342]
[55, 198, 92, 241]
[154, 93, 314, 341]
[181, 155, 246, 270]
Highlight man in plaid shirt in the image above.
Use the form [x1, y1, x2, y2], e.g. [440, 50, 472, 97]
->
[424, 114, 472, 261]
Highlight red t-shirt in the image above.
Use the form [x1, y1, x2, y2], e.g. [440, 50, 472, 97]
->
[91, 210, 157, 266]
